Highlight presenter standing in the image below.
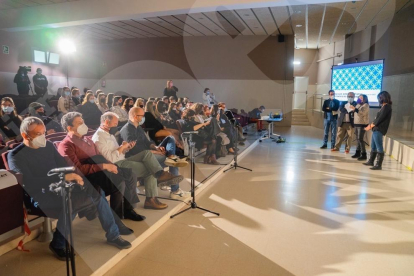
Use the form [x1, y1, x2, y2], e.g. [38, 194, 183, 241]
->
[332, 92, 357, 153]
[32, 68, 48, 97]
[321, 90, 340, 149]
[163, 80, 178, 101]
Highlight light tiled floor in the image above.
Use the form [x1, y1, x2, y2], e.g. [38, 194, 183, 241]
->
[105, 126, 414, 276]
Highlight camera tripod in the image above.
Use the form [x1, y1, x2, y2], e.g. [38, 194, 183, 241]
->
[48, 169, 77, 276]
[170, 132, 219, 219]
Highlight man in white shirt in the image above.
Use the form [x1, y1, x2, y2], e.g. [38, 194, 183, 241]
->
[92, 112, 183, 210]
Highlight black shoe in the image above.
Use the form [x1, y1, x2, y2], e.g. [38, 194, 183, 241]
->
[107, 236, 132, 249]
[320, 145, 327, 149]
[124, 210, 146, 221]
[363, 151, 377, 166]
[49, 243, 74, 261]
[117, 221, 134, 235]
[370, 153, 384, 170]
[351, 150, 361, 158]
[239, 142, 245, 146]
[358, 152, 367, 161]
[78, 207, 98, 221]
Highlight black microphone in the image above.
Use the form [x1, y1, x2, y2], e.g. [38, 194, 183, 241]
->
[47, 166, 76, 175]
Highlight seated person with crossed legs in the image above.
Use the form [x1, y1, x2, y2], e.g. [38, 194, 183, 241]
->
[92, 112, 185, 209]
[8, 117, 131, 261]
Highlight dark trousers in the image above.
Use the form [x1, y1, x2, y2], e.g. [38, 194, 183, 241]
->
[354, 127, 367, 153]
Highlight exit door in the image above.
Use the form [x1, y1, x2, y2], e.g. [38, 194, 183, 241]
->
[293, 76, 309, 110]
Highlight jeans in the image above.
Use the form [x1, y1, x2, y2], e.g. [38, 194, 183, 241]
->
[51, 190, 119, 249]
[354, 127, 366, 153]
[155, 136, 179, 192]
[371, 130, 384, 153]
[323, 119, 337, 147]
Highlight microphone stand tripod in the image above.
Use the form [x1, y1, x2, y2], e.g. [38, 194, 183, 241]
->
[49, 172, 77, 276]
[223, 121, 252, 173]
[170, 132, 219, 219]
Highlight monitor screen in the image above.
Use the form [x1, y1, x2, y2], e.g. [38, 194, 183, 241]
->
[34, 50, 46, 63]
[331, 59, 384, 106]
[48, 52, 60, 65]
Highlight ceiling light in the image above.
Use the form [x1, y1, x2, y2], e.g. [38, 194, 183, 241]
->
[293, 61, 301, 65]
[59, 39, 76, 54]
[296, 24, 302, 28]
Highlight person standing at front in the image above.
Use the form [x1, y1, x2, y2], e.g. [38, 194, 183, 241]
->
[321, 90, 340, 149]
[332, 92, 356, 153]
[350, 94, 370, 160]
[32, 68, 48, 97]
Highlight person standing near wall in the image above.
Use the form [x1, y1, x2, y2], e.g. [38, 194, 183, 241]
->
[163, 80, 178, 100]
[363, 91, 392, 170]
[332, 92, 356, 153]
[14, 67, 31, 96]
[32, 68, 48, 97]
[321, 90, 340, 149]
[350, 94, 370, 160]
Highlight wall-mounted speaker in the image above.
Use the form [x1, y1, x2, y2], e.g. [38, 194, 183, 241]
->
[278, 35, 285, 43]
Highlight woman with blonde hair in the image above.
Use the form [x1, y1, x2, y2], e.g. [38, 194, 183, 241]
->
[144, 101, 183, 148]
[134, 97, 145, 108]
[97, 93, 109, 113]
[163, 80, 178, 100]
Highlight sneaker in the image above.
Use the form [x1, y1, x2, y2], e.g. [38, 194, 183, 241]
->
[170, 189, 191, 200]
[239, 141, 245, 146]
[320, 144, 327, 149]
[107, 236, 132, 250]
[124, 210, 146, 222]
[331, 148, 339, 152]
[49, 243, 68, 261]
[156, 171, 184, 187]
[144, 197, 168, 210]
[164, 156, 188, 167]
[345, 150, 350, 154]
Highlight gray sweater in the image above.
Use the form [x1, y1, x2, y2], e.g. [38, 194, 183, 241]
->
[353, 103, 370, 126]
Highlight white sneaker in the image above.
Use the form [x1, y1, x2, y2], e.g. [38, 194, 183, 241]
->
[170, 189, 191, 200]
[165, 156, 188, 167]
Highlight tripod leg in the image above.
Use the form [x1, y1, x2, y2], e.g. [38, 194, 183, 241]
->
[67, 189, 76, 276]
[170, 206, 192, 218]
[223, 165, 235, 173]
[235, 166, 252, 171]
[196, 206, 220, 216]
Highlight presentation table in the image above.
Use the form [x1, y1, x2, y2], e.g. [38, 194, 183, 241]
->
[259, 116, 285, 143]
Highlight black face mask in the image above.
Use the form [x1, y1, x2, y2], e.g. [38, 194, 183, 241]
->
[109, 127, 118, 135]
[129, 104, 134, 108]
[100, 98, 106, 103]
[139, 105, 144, 108]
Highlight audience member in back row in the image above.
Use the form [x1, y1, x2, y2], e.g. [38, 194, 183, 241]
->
[134, 97, 145, 109]
[156, 100, 177, 129]
[58, 86, 76, 115]
[8, 117, 132, 260]
[71, 88, 81, 106]
[168, 102, 181, 122]
[13, 67, 31, 96]
[97, 93, 109, 113]
[106, 93, 114, 109]
[120, 107, 190, 200]
[110, 96, 128, 124]
[332, 92, 356, 153]
[58, 112, 145, 228]
[350, 94, 370, 160]
[78, 92, 102, 128]
[0, 97, 22, 142]
[144, 101, 183, 149]
[202, 88, 216, 108]
[191, 103, 207, 123]
[181, 109, 220, 165]
[163, 80, 178, 100]
[28, 102, 63, 134]
[123, 97, 134, 114]
[363, 91, 392, 171]
[32, 68, 48, 97]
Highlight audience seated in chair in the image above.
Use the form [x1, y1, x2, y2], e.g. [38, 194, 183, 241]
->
[57, 86, 77, 115]
[28, 102, 63, 134]
[110, 96, 128, 125]
[7, 117, 132, 261]
[0, 97, 23, 143]
[78, 92, 102, 128]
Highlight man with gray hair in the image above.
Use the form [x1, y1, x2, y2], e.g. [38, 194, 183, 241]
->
[93, 111, 184, 209]
[332, 92, 357, 153]
[58, 112, 144, 230]
[8, 117, 131, 261]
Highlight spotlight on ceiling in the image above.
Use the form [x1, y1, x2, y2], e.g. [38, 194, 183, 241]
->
[59, 39, 76, 54]
[293, 60, 301, 65]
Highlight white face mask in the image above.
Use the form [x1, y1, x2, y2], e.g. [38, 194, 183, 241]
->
[139, 117, 145, 126]
[329, 95, 334, 100]
[2, 106, 14, 113]
[77, 123, 88, 136]
[172, 108, 176, 111]
[347, 97, 354, 103]
[31, 134, 47, 148]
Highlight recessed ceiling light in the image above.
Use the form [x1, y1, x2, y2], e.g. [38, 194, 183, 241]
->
[296, 24, 302, 27]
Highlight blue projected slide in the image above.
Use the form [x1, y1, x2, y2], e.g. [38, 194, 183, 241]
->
[331, 60, 384, 106]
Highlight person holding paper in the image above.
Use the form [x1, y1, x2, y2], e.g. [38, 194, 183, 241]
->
[321, 90, 340, 149]
[332, 92, 356, 153]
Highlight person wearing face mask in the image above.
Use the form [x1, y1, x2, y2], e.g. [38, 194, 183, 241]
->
[28, 102, 63, 134]
[249, 105, 266, 132]
[0, 97, 23, 141]
[332, 92, 357, 153]
[71, 88, 82, 106]
[94, 111, 185, 208]
[349, 94, 370, 160]
[121, 107, 190, 200]
[122, 98, 134, 114]
[58, 112, 146, 229]
[78, 92, 103, 128]
[202, 88, 216, 108]
[134, 98, 145, 109]
[8, 117, 132, 260]
[97, 94, 109, 113]
[321, 90, 340, 149]
[168, 102, 181, 122]
[32, 68, 48, 97]
[111, 96, 128, 124]
[57, 86, 76, 115]
[169, 96, 176, 104]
